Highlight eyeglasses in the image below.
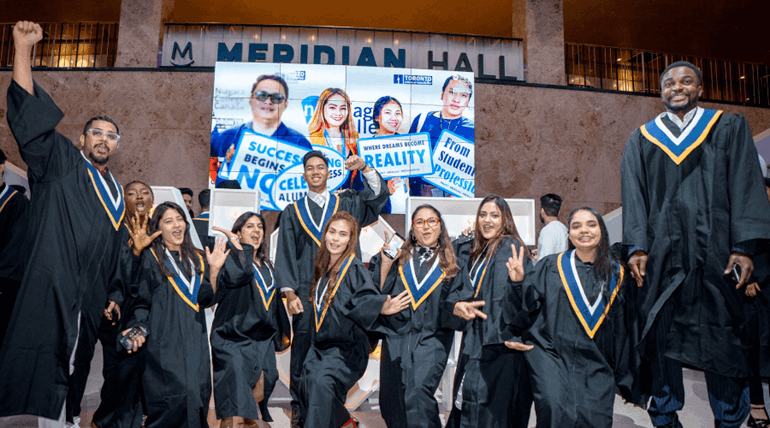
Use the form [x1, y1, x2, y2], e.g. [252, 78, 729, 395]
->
[413, 217, 439, 228]
[86, 128, 120, 144]
[252, 91, 286, 104]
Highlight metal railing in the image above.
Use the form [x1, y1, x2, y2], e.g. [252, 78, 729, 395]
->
[0, 22, 119, 68]
[566, 43, 770, 107]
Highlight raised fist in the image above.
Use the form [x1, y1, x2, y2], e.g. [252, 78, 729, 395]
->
[13, 21, 43, 49]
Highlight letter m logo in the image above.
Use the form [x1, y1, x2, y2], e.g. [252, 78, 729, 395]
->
[170, 42, 194, 67]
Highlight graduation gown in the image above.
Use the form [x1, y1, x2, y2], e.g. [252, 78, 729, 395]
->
[274, 175, 388, 406]
[447, 236, 533, 428]
[0, 183, 30, 346]
[368, 251, 473, 428]
[515, 252, 646, 428]
[621, 110, 770, 377]
[129, 246, 247, 428]
[0, 80, 124, 419]
[299, 256, 392, 428]
[211, 247, 292, 420]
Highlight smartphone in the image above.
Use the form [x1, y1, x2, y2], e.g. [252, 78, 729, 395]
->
[732, 265, 741, 283]
[120, 326, 149, 350]
[384, 233, 405, 259]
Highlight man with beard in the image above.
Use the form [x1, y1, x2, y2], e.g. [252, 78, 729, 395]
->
[0, 21, 125, 427]
[621, 61, 770, 428]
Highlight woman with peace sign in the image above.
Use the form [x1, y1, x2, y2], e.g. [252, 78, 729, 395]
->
[368, 204, 476, 428]
[505, 207, 647, 428]
[447, 194, 533, 428]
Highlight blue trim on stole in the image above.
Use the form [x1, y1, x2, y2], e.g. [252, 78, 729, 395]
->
[151, 248, 205, 312]
[314, 254, 355, 331]
[82, 154, 125, 230]
[294, 193, 339, 247]
[640, 109, 722, 165]
[0, 186, 19, 214]
[398, 258, 445, 310]
[254, 263, 276, 311]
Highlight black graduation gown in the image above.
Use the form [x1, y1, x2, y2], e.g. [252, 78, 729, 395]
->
[746, 240, 770, 379]
[299, 257, 392, 428]
[211, 246, 292, 420]
[130, 247, 248, 428]
[368, 252, 473, 428]
[621, 111, 770, 377]
[514, 253, 646, 428]
[0, 80, 124, 419]
[447, 236, 533, 428]
[0, 183, 30, 346]
[274, 176, 388, 406]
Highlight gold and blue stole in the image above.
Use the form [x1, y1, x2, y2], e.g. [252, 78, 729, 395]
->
[194, 212, 210, 221]
[469, 249, 491, 299]
[81, 152, 125, 230]
[0, 185, 19, 214]
[640, 108, 723, 165]
[294, 193, 339, 247]
[314, 254, 355, 332]
[150, 248, 205, 312]
[254, 262, 276, 311]
[398, 257, 446, 310]
[557, 250, 624, 339]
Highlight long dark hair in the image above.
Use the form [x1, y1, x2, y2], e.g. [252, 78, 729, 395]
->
[231, 211, 272, 269]
[399, 204, 459, 280]
[566, 207, 621, 301]
[470, 195, 528, 263]
[148, 202, 202, 278]
[309, 211, 359, 309]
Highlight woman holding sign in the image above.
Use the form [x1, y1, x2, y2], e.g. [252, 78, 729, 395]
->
[210, 212, 291, 427]
[447, 195, 533, 428]
[368, 204, 479, 428]
[309, 88, 362, 191]
[503, 208, 646, 427]
[373, 95, 409, 213]
[299, 211, 410, 428]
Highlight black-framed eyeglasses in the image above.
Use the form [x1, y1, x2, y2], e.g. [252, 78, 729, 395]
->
[252, 91, 286, 104]
[413, 217, 439, 228]
[86, 128, 120, 144]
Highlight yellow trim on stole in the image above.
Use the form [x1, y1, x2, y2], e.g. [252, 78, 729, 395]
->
[640, 110, 722, 165]
[294, 196, 340, 247]
[0, 189, 17, 214]
[150, 248, 205, 312]
[85, 167, 125, 230]
[315, 254, 355, 332]
[398, 264, 446, 310]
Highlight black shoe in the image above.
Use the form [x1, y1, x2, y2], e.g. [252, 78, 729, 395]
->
[748, 415, 770, 428]
[258, 400, 273, 422]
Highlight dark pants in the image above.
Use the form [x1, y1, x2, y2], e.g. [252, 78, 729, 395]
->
[289, 299, 313, 411]
[0, 277, 20, 348]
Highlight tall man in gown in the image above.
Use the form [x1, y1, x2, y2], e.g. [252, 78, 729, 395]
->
[621, 61, 770, 428]
[0, 21, 125, 426]
[275, 150, 388, 427]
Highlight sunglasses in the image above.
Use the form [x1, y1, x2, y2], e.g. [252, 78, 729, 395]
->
[252, 91, 286, 104]
[413, 217, 439, 228]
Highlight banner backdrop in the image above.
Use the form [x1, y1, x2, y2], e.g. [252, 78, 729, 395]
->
[210, 62, 475, 212]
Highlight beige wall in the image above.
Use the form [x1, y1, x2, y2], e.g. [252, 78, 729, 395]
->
[2, 70, 769, 237]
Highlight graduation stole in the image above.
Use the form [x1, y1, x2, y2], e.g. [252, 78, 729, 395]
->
[150, 248, 205, 312]
[0, 185, 19, 214]
[254, 262, 276, 311]
[81, 152, 125, 230]
[640, 108, 723, 165]
[294, 193, 339, 247]
[314, 254, 355, 332]
[398, 257, 446, 310]
[469, 247, 491, 299]
[194, 212, 210, 221]
[557, 250, 624, 339]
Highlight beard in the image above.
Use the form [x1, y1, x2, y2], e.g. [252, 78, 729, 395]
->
[663, 92, 699, 113]
[88, 151, 110, 166]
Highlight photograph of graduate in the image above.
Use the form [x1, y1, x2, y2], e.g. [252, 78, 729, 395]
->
[371, 95, 410, 214]
[408, 74, 475, 197]
[210, 73, 312, 186]
[308, 88, 362, 191]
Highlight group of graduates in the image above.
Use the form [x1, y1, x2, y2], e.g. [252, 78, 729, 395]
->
[3, 20, 770, 428]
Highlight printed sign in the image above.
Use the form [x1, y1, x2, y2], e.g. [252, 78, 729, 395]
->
[423, 131, 475, 198]
[357, 133, 432, 179]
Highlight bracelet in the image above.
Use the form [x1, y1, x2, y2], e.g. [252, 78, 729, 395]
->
[229, 237, 239, 241]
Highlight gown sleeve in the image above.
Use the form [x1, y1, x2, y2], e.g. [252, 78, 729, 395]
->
[274, 206, 301, 293]
[342, 170, 389, 227]
[504, 253, 547, 344]
[438, 260, 474, 331]
[612, 271, 650, 406]
[620, 130, 650, 252]
[205, 243, 253, 307]
[340, 261, 392, 334]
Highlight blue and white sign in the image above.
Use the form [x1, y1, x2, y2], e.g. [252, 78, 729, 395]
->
[357, 133, 433, 179]
[423, 131, 475, 198]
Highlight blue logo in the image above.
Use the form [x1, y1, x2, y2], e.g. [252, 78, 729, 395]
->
[393, 74, 432, 85]
[282, 71, 306, 81]
[302, 96, 320, 124]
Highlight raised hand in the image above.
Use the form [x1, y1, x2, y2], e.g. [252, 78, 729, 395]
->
[453, 300, 487, 320]
[13, 21, 43, 50]
[128, 214, 160, 256]
[205, 238, 230, 270]
[506, 244, 527, 282]
[344, 155, 369, 172]
[381, 290, 411, 315]
[628, 250, 647, 287]
[212, 225, 242, 250]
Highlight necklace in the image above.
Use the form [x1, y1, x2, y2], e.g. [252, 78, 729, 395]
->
[439, 111, 460, 134]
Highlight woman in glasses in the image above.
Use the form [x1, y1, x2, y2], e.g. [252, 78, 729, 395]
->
[369, 204, 478, 428]
[308, 88, 363, 191]
[504, 208, 646, 427]
[300, 211, 410, 428]
[447, 194, 533, 428]
[210, 212, 291, 427]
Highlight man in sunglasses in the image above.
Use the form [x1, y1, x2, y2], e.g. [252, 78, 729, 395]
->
[210, 74, 312, 185]
[0, 21, 127, 427]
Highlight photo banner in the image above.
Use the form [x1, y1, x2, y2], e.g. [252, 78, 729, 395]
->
[210, 62, 475, 212]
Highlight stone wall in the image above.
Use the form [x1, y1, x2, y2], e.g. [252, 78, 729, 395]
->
[2, 70, 769, 237]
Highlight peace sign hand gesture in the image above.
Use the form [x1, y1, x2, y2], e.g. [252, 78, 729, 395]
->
[128, 214, 161, 256]
[506, 244, 527, 282]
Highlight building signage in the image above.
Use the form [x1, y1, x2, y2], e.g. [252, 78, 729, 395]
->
[162, 24, 524, 81]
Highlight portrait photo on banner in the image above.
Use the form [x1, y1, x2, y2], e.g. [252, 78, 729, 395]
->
[209, 62, 475, 213]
